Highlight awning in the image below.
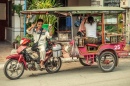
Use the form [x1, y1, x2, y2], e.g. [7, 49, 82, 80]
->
[21, 6, 125, 15]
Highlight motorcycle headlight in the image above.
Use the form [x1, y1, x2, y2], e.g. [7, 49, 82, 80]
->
[20, 40, 23, 45]
[64, 45, 69, 52]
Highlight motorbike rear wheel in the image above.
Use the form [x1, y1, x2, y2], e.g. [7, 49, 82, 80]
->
[4, 59, 24, 80]
[45, 57, 62, 73]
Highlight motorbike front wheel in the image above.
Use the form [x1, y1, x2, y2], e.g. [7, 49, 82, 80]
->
[4, 59, 24, 80]
[45, 57, 62, 73]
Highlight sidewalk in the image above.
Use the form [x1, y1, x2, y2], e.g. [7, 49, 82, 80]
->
[0, 41, 13, 62]
[0, 41, 13, 69]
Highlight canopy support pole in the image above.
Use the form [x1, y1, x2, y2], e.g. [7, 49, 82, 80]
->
[101, 13, 105, 44]
[70, 12, 74, 40]
[24, 0, 27, 36]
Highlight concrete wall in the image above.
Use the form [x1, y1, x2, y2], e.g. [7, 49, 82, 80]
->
[78, 0, 91, 6]
[68, 0, 79, 6]
[5, 0, 24, 43]
[68, 0, 91, 6]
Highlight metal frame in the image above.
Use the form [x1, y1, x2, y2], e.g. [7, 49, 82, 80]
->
[21, 6, 125, 42]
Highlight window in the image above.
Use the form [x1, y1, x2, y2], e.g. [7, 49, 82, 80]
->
[123, 2, 125, 5]
[0, 3, 6, 20]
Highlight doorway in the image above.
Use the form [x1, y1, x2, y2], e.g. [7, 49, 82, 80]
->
[0, 0, 11, 41]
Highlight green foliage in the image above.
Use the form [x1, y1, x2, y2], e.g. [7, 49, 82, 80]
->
[14, 35, 21, 44]
[105, 14, 123, 33]
[27, 0, 62, 9]
[39, 15, 57, 34]
[25, 34, 33, 40]
[13, 4, 23, 17]
[105, 25, 117, 33]
[26, 22, 32, 29]
[14, 34, 34, 46]
[118, 14, 123, 33]
[24, 34, 34, 47]
[97, 26, 102, 32]
[27, 0, 62, 34]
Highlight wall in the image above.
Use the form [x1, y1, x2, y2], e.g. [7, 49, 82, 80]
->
[5, 0, 24, 43]
[68, 0, 78, 6]
[68, 0, 91, 6]
[79, 0, 91, 6]
[0, 0, 8, 41]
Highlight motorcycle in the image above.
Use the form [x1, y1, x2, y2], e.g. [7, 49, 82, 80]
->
[4, 38, 62, 80]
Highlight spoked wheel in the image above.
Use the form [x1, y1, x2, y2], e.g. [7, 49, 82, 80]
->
[45, 57, 62, 73]
[79, 58, 91, 66]
[98, 51, 117, 72]
[4, 59, 24, 80]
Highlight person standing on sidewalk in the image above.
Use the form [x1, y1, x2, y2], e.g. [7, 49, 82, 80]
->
[26, 19, 52, 69]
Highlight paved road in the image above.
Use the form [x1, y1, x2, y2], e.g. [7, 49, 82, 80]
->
[0, 58, 130, 86]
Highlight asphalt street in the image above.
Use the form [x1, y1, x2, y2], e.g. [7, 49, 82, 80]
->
[0, 58, 130, 86]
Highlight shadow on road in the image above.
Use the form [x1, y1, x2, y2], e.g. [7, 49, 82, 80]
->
[25, 64, 103, 78]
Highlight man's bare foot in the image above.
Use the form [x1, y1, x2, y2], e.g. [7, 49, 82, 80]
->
[40, 60, 44, 69]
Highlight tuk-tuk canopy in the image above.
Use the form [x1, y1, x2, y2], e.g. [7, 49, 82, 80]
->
[21, 6, 125, 15]
[21, 6, 125, 43]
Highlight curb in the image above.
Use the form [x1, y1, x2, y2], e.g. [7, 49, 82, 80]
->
[0, 64, 4, 69]
[61, 57, 79, 62]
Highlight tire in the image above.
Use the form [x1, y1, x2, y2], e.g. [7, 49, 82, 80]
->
[79, 58, 91, 66]
[4, 59, 24, 80]
[45, 57, 62, 73]
[98, 51, 117, 72]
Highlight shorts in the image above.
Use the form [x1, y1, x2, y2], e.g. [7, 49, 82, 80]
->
[85, 37, 98, 44]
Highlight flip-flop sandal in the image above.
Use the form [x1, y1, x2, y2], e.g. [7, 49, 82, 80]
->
[40, 66, 45, 71]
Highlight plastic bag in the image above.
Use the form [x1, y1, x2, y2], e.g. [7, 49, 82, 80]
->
[69, 41, 79, 57]
[74, 16, 82, 27]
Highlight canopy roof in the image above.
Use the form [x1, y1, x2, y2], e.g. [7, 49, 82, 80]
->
[21, 6, 125, 15]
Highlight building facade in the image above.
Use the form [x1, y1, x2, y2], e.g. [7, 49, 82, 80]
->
[0, 0, 25, 42]
[1, 0, 125, 43]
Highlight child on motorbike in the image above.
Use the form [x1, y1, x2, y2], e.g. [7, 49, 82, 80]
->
[27, 19, 52, 69]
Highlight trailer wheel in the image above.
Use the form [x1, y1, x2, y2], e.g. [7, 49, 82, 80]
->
[98, 51, 117, 72]
[79, 58, 91, 66]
